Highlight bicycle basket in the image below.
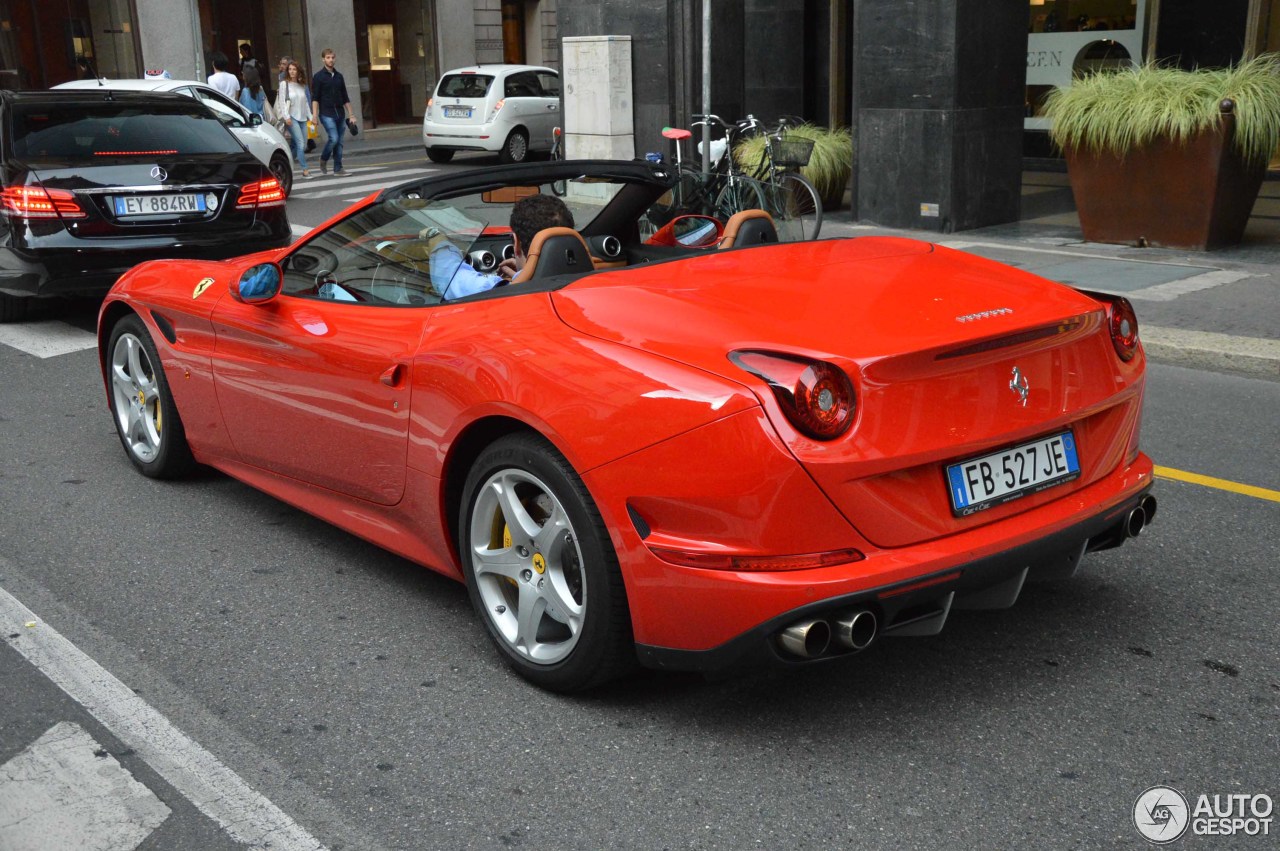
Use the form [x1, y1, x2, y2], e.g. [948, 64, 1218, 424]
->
[771, 135, 814, 168]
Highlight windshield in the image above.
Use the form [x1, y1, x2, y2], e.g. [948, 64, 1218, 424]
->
[9, 102, 243, 161]
[437, 74, 494, 99]
[280, 171, 663, 306]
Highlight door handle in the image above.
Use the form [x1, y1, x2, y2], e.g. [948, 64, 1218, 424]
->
[379, 363, 406, 387]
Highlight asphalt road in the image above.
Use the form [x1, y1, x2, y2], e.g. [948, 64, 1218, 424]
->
[1, 160, 1277, 849]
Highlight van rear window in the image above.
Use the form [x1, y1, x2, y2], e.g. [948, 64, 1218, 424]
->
[437, 74, 494, 99]
[9, 103, 243, 161]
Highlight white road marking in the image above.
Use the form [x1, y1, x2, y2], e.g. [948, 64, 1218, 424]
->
[1124, 269, 1254, 301]
[291, 223, 313, 237]
[937, 240, 1253, 300]
[0, 721, 170, 851]
[290, 167, 433, 200]
[0, 321, 96, 358]
[0, 588, 328, 851]
[937, 240, 1208, 267]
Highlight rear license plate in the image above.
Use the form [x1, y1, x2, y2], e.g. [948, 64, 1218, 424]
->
[946, 431, 1080, 516]
[443, 106, 472, 118]
[114, 193, 206, 218]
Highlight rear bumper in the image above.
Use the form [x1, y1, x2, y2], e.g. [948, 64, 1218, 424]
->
[422, 120, 504, 153]
[0, 217, 290, 300]
[635, 479, 1154, 673]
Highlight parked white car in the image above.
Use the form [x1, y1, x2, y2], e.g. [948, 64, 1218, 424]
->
[422, 64, 560, 164]
[55, 78, 296, 196]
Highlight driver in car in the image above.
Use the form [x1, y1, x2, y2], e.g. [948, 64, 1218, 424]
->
[425, 194, 575, 300]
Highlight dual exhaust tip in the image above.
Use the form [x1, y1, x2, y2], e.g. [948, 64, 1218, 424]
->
[779, 609, 877, 659]
[1126, 494, 1158, 539]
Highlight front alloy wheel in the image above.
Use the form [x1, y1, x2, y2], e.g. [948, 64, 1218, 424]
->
[460, 434, 634, 691]
[107, 314, 194, 478]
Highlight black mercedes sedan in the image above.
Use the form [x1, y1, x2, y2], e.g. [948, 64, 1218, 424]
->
[0, 90, 291, 321]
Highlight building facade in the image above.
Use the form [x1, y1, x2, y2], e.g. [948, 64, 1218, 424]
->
[0, 0, 559, 126]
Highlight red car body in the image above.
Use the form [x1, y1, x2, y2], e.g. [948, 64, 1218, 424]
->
[98, 161, 1154, 688]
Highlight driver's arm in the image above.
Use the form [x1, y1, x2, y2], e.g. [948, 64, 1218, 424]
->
[423, 228, 504, 300]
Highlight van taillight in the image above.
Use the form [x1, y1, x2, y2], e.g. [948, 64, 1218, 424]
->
[236, 177, 286, 209]
[1, 185, 86, 219]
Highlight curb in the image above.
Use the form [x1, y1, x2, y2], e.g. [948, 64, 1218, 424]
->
[1142, 326, 1280, 381]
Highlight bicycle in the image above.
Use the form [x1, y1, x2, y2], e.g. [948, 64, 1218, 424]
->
[734, 115, 823, 241]
[647, 116, 765, 224]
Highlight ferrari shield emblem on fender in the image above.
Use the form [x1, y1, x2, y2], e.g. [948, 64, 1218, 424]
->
[192, 277, 215, 298]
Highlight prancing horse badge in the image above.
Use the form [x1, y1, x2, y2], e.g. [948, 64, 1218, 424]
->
[1009, 366, 1029, 406]
[193, 277, 215, 298]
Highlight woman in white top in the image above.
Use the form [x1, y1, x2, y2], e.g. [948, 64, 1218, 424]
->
[274, 61, 312, 177]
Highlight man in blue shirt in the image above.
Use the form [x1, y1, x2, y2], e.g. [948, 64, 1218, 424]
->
[428, 195, 575, 300]
[310, 48, 356, 175]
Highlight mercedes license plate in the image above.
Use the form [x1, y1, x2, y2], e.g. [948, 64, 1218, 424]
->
[114, 193, 206, 218]
[946, 431, 1080, 516]
[443, 106, 471, 118]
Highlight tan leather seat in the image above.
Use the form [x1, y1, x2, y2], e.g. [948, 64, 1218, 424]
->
[510, 227, 597, 283]
[718, 209, 779, 249]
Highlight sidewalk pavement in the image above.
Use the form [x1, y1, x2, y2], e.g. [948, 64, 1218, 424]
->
[344, 126, 1277, 381]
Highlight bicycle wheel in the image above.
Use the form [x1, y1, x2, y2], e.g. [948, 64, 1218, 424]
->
[714, 177, 767, 219]
[770, 172, 823, 241]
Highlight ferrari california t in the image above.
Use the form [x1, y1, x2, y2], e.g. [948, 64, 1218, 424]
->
[97, 160, 1156, 692]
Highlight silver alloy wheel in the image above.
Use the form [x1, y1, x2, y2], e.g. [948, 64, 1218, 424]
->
[110, 332, 162, 463]
[507, 131, 528, 162]
[468, 468, 586, 665]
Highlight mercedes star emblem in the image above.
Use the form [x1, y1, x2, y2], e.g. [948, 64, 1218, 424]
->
[151, 166, 168, 182]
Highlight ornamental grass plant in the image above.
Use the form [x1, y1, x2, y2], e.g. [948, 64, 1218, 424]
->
[1044, 54, 1280, 164]
[734, 124, 853, 207]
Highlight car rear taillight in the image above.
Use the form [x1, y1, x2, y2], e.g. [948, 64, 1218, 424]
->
[1107, 296, 1140, 362]
[1, 185, 86, 219]
[489, 98, 505, 121]
[1085, 292, 1140, 362]
[236, 177, 286, 210]
[426, 97, 434, 113]
[730, 350, 856, 440]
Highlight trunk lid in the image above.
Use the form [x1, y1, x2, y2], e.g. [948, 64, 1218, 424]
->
[553, 238, 1144, 547]
[22, 158, 266, 238]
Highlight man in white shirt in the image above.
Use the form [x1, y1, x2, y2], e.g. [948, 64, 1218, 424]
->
[207, 53, 240, 100]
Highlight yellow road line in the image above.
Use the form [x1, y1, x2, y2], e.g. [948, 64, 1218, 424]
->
[1154, 465, 1280, 503]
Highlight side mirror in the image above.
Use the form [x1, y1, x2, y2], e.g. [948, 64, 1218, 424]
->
[230, 262, 282, 303]
[248, 112, 263, 127]
[644, 214, 724, 248]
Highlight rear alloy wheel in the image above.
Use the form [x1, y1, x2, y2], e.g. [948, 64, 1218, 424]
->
[269, 152, 293, 197]
[107, 314, 195, 479]
[459, 434, 634, 692]
[498, 129, 529, 164]
[426, 147, 455, 164]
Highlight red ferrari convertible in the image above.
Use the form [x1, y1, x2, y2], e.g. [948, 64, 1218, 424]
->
[98, 160, 1155, 691]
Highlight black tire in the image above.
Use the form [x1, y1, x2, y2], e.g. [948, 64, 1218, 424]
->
[771, 173, 823, 241]
[0, 291, 31, 323]
[106, 314, 195, 479]
[715, 177, 768, 219]
[458, 433, 635, 692]
[269, 152, 293, 198]
[426, 147, 455, 164]
[498, 129, 529, 164]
